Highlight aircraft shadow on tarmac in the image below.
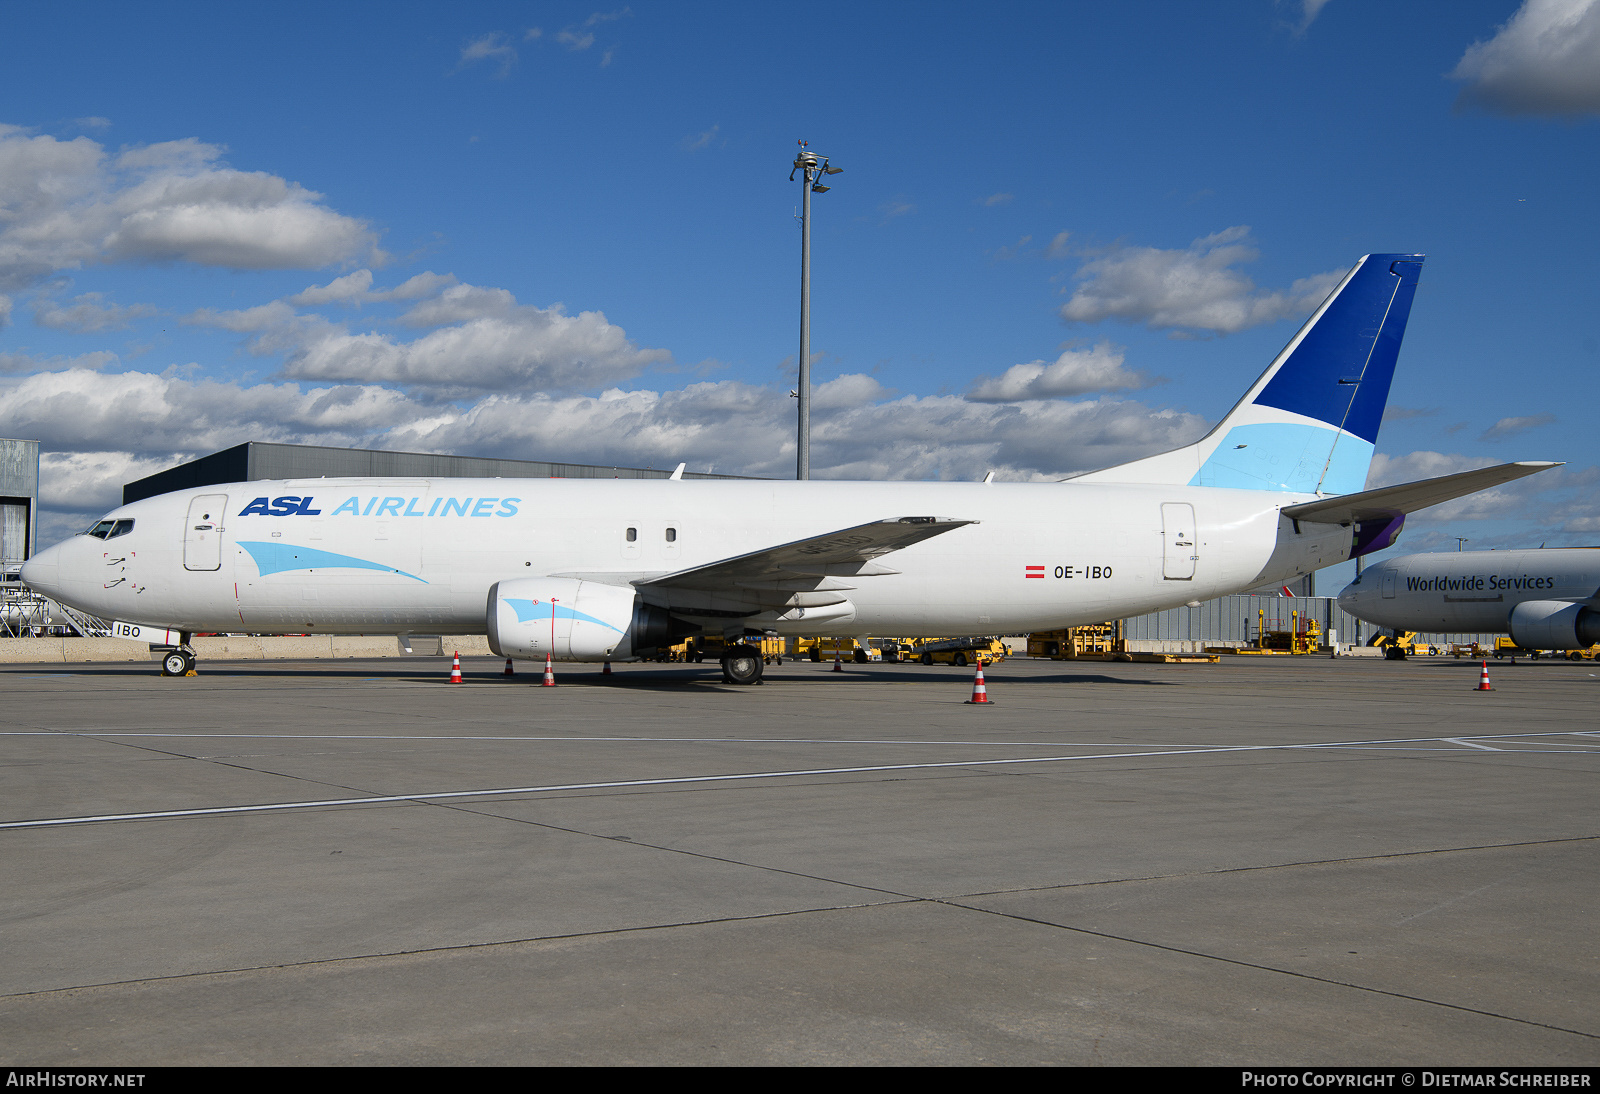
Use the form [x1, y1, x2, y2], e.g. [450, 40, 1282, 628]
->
[2, 661, 1177, 687]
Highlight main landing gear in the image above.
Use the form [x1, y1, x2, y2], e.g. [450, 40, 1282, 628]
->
[720, 644, 765, 685]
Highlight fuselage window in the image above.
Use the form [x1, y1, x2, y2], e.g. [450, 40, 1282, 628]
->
[665, 527, 677, 542]
[626, 527, 637, 542]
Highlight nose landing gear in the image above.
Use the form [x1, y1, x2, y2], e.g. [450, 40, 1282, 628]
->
[159, 646, 197, 677]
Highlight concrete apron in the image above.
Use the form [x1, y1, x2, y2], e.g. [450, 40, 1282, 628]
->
[0, 634, 493, 663]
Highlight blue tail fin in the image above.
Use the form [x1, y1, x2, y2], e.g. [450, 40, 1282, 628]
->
[1073, 253, 1424, 495]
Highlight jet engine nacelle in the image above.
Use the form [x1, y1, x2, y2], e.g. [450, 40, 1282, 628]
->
[486, 577, 678, 661]
[1508, 600, 1600, 651]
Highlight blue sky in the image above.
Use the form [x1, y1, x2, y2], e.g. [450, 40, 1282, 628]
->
[2, 1, 1597, 586]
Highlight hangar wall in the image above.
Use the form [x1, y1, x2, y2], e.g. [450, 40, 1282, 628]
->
[0, 437, 40, 565]
[123, 441, 756, 505]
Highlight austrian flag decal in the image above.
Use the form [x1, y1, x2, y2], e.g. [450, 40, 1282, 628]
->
[1024, 565, 1046, 579]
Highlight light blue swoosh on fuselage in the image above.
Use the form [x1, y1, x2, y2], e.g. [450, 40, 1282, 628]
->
[238, 541, 428, 583]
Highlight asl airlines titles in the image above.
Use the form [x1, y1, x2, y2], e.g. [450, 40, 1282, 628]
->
[238, 495, 522, 519]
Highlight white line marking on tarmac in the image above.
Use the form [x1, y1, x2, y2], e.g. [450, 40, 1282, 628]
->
[3, 729, 1599, 749]
[4, 730, 1600, 831]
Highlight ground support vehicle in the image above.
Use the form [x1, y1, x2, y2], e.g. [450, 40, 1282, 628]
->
[800, 636, 878, 663]
[688, 635, 785, 665]
[904, 637, 1009, 667]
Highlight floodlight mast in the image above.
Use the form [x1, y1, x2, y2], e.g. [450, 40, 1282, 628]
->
[790, 140, 841, 480]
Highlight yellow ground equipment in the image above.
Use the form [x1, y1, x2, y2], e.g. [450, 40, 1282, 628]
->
[1492, 636, 1563, 660]
[687, 635, 787, 664]
[1028, 624, 1116, 659]
[904, 637, 1009, 666]
[1243, 609, 1322, 655]
[800, 636, 879, 663]
[1367, 630, 1432, 659]
[1028, 623, 1219, 664]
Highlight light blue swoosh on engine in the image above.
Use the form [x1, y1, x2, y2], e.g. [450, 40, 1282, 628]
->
[238, 541, 428, 583]
[504, 598, 626, 634]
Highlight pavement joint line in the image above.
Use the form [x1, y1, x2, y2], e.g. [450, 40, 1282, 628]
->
[947, 832, 1600, 899]
[929, 896, 1600, 1042]
[0, 899, 926, 1002]
[423, 798, 927, 902]
[55, 733, 434, 814]
[6, 730, 1600, 831]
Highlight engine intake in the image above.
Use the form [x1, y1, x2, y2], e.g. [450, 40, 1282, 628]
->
[486, 577, 685, 661]
[1508, 600, 1600, 650]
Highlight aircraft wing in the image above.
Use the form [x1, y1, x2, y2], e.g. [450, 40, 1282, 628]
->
[636, 517, 975, 595]
[1280, 462, 1560, 525]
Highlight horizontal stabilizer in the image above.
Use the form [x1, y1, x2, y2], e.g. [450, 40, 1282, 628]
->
[637, 517, 975, 592]
[1280, 462, 1560, 525]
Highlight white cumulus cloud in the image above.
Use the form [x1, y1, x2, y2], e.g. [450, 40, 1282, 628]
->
[0, 126, 382, 290]
[1060, 227, 1342, 335]
[32, 292, 158, 332]
[1452, 0, 1600, 116]
[281, 296, 670, 396]
[967, 342, 1151, 402]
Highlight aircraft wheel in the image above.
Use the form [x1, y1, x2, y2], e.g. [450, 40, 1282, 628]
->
[809, 648, 820, 662]
[722, 645, 764, 685]
[854, 648, 869, 664]
[161, 650, 189, 677]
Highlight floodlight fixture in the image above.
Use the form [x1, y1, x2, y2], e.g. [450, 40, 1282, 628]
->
[791, 139, 842, 480]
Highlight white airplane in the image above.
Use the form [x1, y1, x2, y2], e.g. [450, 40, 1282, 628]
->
[20, 253, 1558, 682]
[1338, 548, 1599, 652]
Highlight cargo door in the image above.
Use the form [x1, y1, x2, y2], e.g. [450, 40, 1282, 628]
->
[183, 494, 228, 571]
[1161, 503, 1196, 580]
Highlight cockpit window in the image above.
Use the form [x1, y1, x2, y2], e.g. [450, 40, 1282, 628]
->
[81, 518, 133, 540]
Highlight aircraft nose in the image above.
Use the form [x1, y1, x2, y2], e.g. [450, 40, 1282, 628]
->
[19, 547, 60, 597]
[1336, 581, 1359, 613]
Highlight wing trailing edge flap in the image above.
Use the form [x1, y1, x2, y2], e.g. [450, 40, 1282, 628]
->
[635, 516, 976, 614]
[1280, 461, 1560, 525]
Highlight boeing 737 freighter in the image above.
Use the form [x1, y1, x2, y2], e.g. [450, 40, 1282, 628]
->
[1339, 548, 1600, 651]
[19, 253, 1558, 681]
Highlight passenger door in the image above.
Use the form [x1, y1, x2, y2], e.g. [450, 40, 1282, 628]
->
[183, 494, 227, 571]
[1161, 503, 1196, 580]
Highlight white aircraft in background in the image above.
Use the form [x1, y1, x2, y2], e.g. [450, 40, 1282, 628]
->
[1339, 548, 1599, 652]
[21, 253, 1558, 682]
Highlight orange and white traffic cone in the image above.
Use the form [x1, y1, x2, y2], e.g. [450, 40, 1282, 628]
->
[833, 650, 843, 673]
[965, 657, 992, 704]
[602, 660, 612, 676]
[504, 658, 515, 677]
[542, 653, 555, 687]
[1475, 660, 1494, 691]
[449, 652, 463, 684]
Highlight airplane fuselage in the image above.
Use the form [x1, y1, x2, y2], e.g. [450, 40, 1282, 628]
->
[1338, 549, 1600, 647]
[24, 476, 1344, 644]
